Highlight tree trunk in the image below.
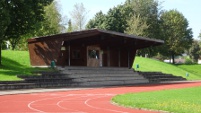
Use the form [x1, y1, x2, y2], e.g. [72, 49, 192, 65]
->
[0, 41, 2, 66]
[171, 52, 175, 64]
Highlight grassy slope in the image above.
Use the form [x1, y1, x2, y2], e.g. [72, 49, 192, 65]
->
[177, 65, 201, 78]
[0, 50, 49, 81]
[112, 87, 201, 113]
[133, 57, 201, 80]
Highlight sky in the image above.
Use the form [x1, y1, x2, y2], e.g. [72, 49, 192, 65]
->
[56, 0, 201, 39]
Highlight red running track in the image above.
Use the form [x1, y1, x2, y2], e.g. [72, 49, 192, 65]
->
[0, 81, 201, 113]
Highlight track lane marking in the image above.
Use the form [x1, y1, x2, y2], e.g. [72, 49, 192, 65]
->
[28, 94, 76, 112]
[56, 95, 89, 113]
[84, 95, 129, 113]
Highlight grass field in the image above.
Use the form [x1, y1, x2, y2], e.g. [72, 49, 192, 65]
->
[133, 57, 201, 80]
[112, 87, 201, 113]
[0, 50, 50, 81]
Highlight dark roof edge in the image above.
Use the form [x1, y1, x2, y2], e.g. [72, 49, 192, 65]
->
[27, 28, 164, 44]
[27, 29, 99, 42]
[96, 29, 164, 44]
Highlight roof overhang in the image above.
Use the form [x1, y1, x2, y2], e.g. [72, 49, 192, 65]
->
[27, 29, 164, 49]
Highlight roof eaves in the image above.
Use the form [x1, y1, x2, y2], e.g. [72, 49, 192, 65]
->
[96, 29, 164, 44]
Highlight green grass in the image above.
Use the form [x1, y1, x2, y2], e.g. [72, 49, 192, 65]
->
[112, 87, 201, 113]
[177, 64, 201, 78]
[133, 57, 201, 80]
[0, 50, 50, 81]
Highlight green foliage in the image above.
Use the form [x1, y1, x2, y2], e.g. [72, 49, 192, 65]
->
[126, 0, 161, 37]
[125, 14, 149, 36]
[112, 87, 201, 113]
[159, 10, 193, 63]
[86, 11, 108, 30]
[87, 5, 128, 33]
[0, 0, 53, 65]
[188, 40, 201, 62]
[133, 56, 201, 80]
[67, 19, 73, 32]
[5, 0, 53, 50]
[0, 0, 11, 65]
[104, 5, 128, 33]
[184, 57, 193, 64]
[0, 50, 51, 81]
[0, 0, 10, 40]
[33, 1, 64, 37]
[14, 1, 64, 51]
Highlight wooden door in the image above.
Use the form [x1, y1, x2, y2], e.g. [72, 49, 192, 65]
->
[87, 46, 101, 67]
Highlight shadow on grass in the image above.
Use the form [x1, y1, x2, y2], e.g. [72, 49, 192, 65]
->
[0, 57, 50, 80]
[1, 56, 26, 69]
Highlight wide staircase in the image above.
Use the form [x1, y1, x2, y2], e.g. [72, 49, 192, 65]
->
[138, 72, 187, 83]
[59, 67, 149, 87]
[0, 67, 187, 90]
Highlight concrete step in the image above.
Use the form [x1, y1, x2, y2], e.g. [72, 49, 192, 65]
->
[62, 66, 131, 71]
[0, 83, 36, 90]
[71, 76, 146, 82]
[138, 72, 187, 83]
[70, 79, 149, 87]
[63, 70, 135, 74]
[61, 67, 135, 74]
[64, 73, 142, 78]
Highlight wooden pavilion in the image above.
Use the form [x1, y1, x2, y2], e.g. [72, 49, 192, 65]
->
[27, 29, 164, 68]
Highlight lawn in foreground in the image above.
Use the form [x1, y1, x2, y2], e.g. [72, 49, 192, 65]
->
[112, 87, 201, 113]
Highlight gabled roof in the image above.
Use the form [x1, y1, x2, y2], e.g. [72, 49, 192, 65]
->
[28, 29, 164, 49]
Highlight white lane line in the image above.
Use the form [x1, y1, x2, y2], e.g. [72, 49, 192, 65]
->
[28, 93, 116, 113]
[84, 95, 129, 113]
[57, 95, 89, 113]
[28, 94, 77, 113]
[56, 94, 116, 113]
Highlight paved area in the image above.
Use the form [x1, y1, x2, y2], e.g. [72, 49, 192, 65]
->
[0, 81, 201, 113]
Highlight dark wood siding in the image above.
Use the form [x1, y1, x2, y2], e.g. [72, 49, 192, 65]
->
[28, 39, 62, 66]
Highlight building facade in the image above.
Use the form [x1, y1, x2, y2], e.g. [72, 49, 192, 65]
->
[27, 29, 164, 68]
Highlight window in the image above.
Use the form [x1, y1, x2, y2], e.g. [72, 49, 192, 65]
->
[88, 50, 99, 59]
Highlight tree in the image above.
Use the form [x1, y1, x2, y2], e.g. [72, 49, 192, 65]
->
[6, 0, 53, 50]
[160, 10, 193, 64]
[0, 0, 10, 65]
[104, 5, 128, 33]
[86, 11, 107, 30]
[125, 14, 149, 36]
[189, 40, 200, 63]
[14, 1, 65, 51]
[70, 3, 88, 31]
[67, 19, 73, 32]
[125, 0, 162, 57]
[33, 1, 64, 36]
[87, 4, 130, 33]
[0, 0, 53, 65]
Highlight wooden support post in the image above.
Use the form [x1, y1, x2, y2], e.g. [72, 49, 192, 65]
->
[68, 44, 71, 66]
[107, 47, 110, 67]
[128, 50, 130, 68]
[118, 49, 121, 67]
